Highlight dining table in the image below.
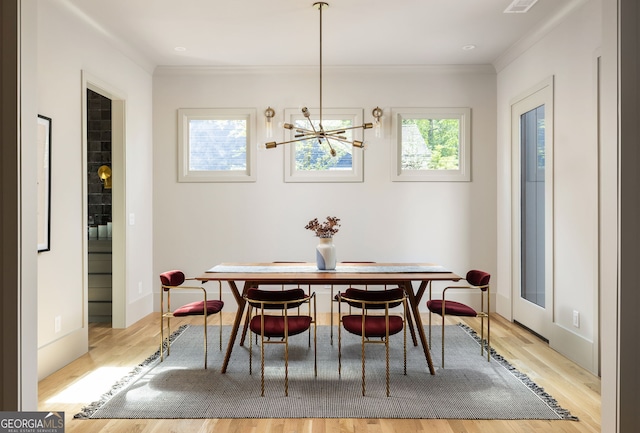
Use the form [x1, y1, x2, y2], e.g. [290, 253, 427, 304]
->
[197, 262, 461, 375]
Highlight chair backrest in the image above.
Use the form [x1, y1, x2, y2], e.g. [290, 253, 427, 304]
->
[160, 270, 185, 290]
[341, 287, 405, 310]
[246, 288, 307, 310]
[466, 270, 491, 290]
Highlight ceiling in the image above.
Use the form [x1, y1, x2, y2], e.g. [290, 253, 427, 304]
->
[60, 0, 585, 70]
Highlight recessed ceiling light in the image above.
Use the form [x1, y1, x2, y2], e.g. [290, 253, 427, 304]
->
[462, 44, 476, 51]
[504, 0, 539, 13]
[174, 46, 187, 52]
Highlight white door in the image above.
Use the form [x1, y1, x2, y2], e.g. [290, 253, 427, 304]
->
[511, 78, 554, 339]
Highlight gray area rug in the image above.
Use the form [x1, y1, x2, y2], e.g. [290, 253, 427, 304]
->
[75, 324, 577, 420]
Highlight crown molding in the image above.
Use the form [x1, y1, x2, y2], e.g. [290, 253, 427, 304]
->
[492, 0, 589, 73]
[153, 64, 497, 76]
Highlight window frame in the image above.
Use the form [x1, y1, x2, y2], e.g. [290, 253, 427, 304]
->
[177, 108, 257, 182]
[283, 107, 364, 183]
[390, 107, 471, 182]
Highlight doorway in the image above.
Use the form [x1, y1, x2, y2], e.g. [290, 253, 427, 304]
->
[82, 71, 126, 328]
[511, 77, 554, 339]
[87, 89, 113, 323]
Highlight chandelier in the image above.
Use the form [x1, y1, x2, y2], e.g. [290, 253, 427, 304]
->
[265, 2, 380, 156]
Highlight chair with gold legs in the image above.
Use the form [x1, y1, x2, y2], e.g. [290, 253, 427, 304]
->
[241, 262, 311, 347]
[245, 287, 317, 396]
[329, 261, 378, 345]
[159, 270, 224, 369]
[338, 287, 407, 397]
[426, 269, 491, 368]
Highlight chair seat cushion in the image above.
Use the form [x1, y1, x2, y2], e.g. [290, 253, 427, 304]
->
[173, 299, 224, 316]
[342, 315, 404, 338]
[250, 315, 312, 338]
[426, 299, 477, 317]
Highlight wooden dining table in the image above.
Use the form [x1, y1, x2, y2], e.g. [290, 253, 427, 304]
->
[197, 262, 461, 375]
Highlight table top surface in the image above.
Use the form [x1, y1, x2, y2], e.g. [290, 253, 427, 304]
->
[198, 262, 461, 283]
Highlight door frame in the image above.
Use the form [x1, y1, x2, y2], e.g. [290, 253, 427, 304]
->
[510, 76, 555, 338]
[81, 71, 126, 328]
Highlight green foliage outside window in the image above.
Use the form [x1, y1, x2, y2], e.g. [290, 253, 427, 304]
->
[294, 119, 354, 171]
[401, 118, 460, 170]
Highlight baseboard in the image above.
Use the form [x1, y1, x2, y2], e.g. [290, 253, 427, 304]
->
[126, 292, 154, 327]
[38, 327, 88, 380]
[550, 323, 598, 375]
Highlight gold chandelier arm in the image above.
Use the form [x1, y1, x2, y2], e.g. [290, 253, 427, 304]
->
[325, 123, 374, 134]
[295, 134, 322, 140]
[306, 117, 320, 135]
[323, 135, 351, 144]
[323, 136, 337, 157]
[308, 120, 325, 147]
[322, 135, 363, 147]
[267, 134, 365, 150]
[265, 137, 316, 148]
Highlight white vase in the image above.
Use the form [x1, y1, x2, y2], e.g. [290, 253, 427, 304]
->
[316, 237, 336, 270]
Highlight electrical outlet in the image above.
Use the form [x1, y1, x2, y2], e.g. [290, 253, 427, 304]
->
[138, 281, 143, 294]
[54, 316, 61, 333]
[572, 310, 580, 328]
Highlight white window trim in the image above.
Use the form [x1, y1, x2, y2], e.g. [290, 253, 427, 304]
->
[283, 107, 364, 183]
[391, 107, 471, 182]
[178, 108, 257, 182]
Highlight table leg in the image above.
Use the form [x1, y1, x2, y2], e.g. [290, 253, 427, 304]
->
[403, 281, 436, 375]
[415, 280, 431, 345]
[415, 280, 429, 304]
[405, 301, 418, 346]
[221, 280, 247, 374]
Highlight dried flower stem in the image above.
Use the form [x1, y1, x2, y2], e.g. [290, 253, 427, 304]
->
[305, 216, 341, 238]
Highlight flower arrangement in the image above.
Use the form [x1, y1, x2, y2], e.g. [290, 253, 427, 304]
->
[305, 216, 341, 238]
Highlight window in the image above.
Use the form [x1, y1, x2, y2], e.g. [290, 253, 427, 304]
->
[284, 108, 364, 182]
[178, 108, 257, 182]
[391, 107, 471, 181]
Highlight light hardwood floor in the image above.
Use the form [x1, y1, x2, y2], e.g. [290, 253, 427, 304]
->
[38, 312, 600, 433]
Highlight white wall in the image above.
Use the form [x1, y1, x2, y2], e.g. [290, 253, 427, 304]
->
[496, 0, 601, 372]
[152, 65, 498, 312]
[36, 0, 154, 378]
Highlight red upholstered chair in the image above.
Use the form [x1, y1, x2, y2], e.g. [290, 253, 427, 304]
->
[329, 261, 379, 345]
[338, 287, 407, 397]
[244, 288, 317, 396]
[426, 269, 491, 368]
[159, 270, 224, 369]
[240, 263, 312, 349]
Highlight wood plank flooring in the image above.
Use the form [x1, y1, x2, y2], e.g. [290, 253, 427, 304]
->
[38, 313, 601, 433]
